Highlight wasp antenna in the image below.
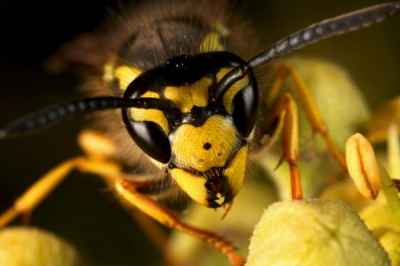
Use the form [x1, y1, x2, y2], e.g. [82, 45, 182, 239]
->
[214, 2, 400, 101]
[1, 97, 181, 138]
[132, 97, 181, 121]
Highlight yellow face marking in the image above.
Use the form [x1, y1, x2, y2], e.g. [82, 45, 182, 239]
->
[198, 23, 229, 53]
[170, 168, 209, 206]
[130, 91, 169, 134]
[114, 65, 143, 91]
[164, 77, 211, 113]
[171, 115, 238, 172]
[170, 144, 248, 207]
[216, 68, 249, 114]
[222, 146, 247, 199]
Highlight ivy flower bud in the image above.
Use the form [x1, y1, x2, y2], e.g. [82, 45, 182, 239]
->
[345, 133, 381, 200]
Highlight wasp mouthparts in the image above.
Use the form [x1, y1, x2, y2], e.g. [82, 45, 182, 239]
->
[205, 168, 223, 194]
[203, 167, 232, 208]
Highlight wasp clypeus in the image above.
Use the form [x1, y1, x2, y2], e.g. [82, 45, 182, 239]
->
[0, 1, 399, 265]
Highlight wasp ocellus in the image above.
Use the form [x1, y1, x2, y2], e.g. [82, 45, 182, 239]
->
[0, 1, 399, 265]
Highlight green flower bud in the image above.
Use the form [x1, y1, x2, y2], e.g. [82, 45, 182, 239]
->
[0, 227, 82, 266]
[247, 199, 389, 266]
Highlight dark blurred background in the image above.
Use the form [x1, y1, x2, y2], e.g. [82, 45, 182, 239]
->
[0, 0, 399, 265]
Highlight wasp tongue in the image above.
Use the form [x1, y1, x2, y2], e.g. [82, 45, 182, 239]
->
[204, 168, 231, 207]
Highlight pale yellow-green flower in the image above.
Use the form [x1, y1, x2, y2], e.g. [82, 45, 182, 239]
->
[246, 199, 389, 266]
[0, 227, 81, 266]
[358, 123, 400, 265]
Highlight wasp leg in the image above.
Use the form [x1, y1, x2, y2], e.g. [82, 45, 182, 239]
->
[76, 131, 244, 265]
[267, 64, 348, 174]
[114, 179, 245, 266]
[0, 130, 171, 257]
[261, 92, 302, 200]
[0, 157, 123, 229]
[71, 154, 172, 259]
[0, 158, 77, 228]
[0, 129, 125, 228]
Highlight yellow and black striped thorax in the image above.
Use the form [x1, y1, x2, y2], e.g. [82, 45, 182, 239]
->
[104, 14, 235, 94]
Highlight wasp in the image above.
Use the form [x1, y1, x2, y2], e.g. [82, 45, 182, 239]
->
[0, 1, 399, 265]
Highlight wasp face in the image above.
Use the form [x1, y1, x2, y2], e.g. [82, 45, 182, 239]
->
[122, 52, 258, 208]
[169, 115, 248, 207]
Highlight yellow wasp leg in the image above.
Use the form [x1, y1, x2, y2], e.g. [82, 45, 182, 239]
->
[0, 159, 77, 228]
[262, 92, 303, 200]
[0, 155, 124, 229]
[0, 130, 170, 256]
[0, 130, 121, 229]
[70, 155, 172, 257]
[269, 64, 348, 174]
[78, 155, 245, 265]
[114, 179, 246, 266]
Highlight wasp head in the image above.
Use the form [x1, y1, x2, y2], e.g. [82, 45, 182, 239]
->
[122, 52, 258, 208]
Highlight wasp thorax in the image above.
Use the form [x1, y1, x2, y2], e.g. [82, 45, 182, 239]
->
[121, 52, 259, 207]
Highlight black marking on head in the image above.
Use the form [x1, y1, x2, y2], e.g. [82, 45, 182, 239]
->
[203, 142, 212, 150]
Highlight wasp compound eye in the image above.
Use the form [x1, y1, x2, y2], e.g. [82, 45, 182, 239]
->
[231, 74, 259, 138]
[122, 107, 172, 163]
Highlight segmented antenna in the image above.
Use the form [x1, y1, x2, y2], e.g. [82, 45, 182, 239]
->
[0, 97, 180, 138]
[214, 2, 400, 100]
[2, 2, 399, 138]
